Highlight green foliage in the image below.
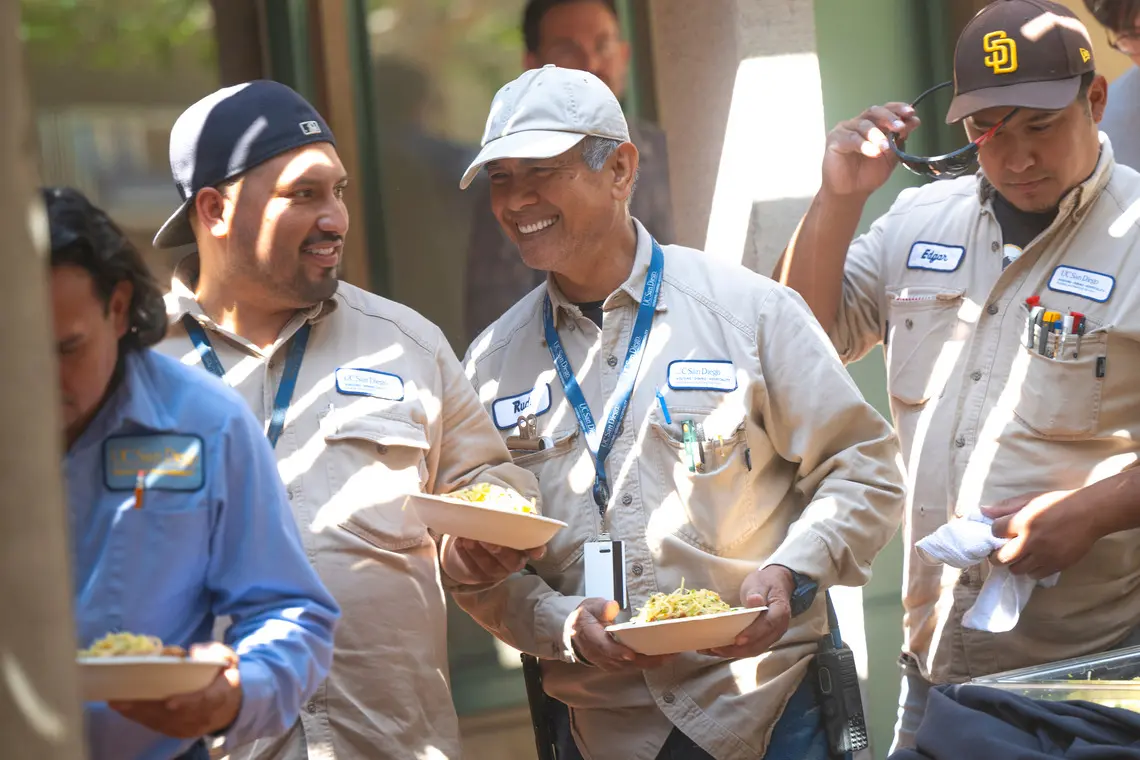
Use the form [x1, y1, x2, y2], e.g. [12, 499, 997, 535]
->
[19, 0, 217, 70]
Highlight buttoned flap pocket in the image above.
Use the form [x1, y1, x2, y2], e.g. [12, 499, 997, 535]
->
[119, 492, 212, 615]
[511, 428, 589, 572]
[510, 428, 580, 468]
[649, 411, 758, 555]
[1013, 327, 1108, 441]
[325, 413, 431, 551]
[885, 287, 966, 406]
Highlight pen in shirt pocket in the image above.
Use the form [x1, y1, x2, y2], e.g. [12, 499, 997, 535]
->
[655, 386, 672, 425]
[133, 470, 146, 510]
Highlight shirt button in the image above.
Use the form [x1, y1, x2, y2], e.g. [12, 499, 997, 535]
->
[987, 303, 999, 315]
[306, 702, 317, 714]
[663, 692, 676, 705]
[631, 563, 644, 576]
[568, 322, 577, 332]
[904, 318, 914, 330]
[607, 355, 619, 368]
[955, 435, 967, 448]
[287, 488, 296, 501]
[621, 493, 633, 506]
[971, 370, 982, 381]
[991, 241, 1000, 252]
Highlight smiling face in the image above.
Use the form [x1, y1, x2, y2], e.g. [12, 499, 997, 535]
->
[964, 77, 1107, 212]
[527, 0, 630, 99]
[195, 142, 349, 310]
[486, 141, 637, 275]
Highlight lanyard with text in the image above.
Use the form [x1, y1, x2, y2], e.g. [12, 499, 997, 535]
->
[181, 313, 310, 450]
[544, 240, 664, 515]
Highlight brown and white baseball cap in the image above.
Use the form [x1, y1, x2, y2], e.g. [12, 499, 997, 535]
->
[946, 0, 1096, 124]
[459, 64, 630, 190]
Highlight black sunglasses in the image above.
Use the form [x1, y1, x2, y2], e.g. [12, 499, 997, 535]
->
[888, 81, 1019, 181]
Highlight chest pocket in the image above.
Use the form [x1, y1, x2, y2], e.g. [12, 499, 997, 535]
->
[1013, 326, 1108, 440]
[116, 491, 212, 631]
[885, 287, 965, 406]
[650, 411, 757, 555]
[510, 428, 589, 572]
[325, 413, 431, 551]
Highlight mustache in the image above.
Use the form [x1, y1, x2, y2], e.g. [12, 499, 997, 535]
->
[301, 232, 343, 248]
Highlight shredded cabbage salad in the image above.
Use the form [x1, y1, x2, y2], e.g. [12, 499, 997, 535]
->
[449, 483, 538, 514]
[634, 580, 733, 623]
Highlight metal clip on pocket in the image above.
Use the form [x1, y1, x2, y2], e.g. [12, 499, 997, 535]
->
[507, 414, 545, 452]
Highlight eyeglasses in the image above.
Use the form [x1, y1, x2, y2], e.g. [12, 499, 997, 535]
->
[1108, 29, 1140, 55]
[888, 81, 1019, 181]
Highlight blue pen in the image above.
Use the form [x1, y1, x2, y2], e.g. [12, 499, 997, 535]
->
[656, 386, 672, 425]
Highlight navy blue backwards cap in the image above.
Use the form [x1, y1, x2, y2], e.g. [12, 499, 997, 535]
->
[153, 80, 336, 249]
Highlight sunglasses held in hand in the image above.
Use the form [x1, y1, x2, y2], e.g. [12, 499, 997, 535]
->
[888, 81, 1019, 181]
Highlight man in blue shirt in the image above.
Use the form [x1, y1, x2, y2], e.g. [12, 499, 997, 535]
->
[47, 186, 340, 760]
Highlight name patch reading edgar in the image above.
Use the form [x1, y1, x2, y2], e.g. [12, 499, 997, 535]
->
[907, 241, 965, 272]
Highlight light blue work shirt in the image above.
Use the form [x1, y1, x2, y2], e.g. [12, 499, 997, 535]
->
[67, 348, 340, 760]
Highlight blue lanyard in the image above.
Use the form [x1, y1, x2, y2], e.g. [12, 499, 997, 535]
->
[181, 314, 310, 450]
[544, 240, 664, 514]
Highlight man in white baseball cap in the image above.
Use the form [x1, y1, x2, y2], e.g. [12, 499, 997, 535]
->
[452, 65, 905, 760]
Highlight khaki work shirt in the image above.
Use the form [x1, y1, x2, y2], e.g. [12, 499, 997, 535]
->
[455, 220, 905, 760]
[831, 137, 1140, 684]
[158, 257, 538, 760]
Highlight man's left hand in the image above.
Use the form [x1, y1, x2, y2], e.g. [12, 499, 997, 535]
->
[983, 490, 1097, 579]
[440, 535, 546, 586]
[700, 565, 794, 659]
[108, 643, 241, 739]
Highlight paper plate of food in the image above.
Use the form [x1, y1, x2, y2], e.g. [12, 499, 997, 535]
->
[606, 584, 765, 656]
[78, 633, 229, 702]
[405, 483, 567, 551]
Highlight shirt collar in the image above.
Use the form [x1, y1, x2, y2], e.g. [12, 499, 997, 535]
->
[544, 218, 668, 329]
[166, 252, 336, 357]
[976, 132, 1115, 219]
[72, 351, 175, 454]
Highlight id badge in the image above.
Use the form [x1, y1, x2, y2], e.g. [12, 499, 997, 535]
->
[583, 536, 627, 609]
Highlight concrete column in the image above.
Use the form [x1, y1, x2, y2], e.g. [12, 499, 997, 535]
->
[648, 0, 826, 276]
[647, 4, 874, 757]
[0, 4, 86, 759]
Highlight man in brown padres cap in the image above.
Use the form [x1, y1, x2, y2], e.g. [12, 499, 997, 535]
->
[778, 0, 1140, 751]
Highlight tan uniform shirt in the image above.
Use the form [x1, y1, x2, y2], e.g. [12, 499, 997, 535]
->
[158, 257, 539, 760]
[830, 138, 1140, 683]
[455, 220, 905, 760]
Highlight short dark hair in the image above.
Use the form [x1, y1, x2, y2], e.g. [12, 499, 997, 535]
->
[523, 0, 619, 54]
[43, 187, 167, 351]
[1083, 0, 1140, 33]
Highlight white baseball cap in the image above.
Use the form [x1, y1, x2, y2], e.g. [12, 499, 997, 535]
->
[459, 64, 631, 190]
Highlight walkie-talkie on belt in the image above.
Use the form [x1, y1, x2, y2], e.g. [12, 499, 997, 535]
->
[810, 592, 869, 756]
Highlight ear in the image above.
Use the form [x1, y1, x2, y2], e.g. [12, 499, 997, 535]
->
[193, 186, 232, 240]
[524, 51, 541, 71]
[1088, 74, 1108, 123]
[610, 142, 640, 203]
[108, 280, 133, 341]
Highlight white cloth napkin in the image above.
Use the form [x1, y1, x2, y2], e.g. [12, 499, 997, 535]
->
[915, 511, 1059, 633]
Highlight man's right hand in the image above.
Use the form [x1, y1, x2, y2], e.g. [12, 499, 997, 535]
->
[823, 103, 921, 198]
[568, 599, 673, 672]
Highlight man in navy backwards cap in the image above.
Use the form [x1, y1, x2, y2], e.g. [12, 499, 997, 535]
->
[153, 80, 542, 760]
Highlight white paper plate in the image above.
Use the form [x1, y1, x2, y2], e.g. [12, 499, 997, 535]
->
[405, 493, 567, 551]
[606, 607, 765, 656]
[79, 656, 228, 702]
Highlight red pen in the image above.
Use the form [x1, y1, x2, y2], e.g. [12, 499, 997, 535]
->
[133, 470, 145, 510]
[1026, 295, 1041, 308]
